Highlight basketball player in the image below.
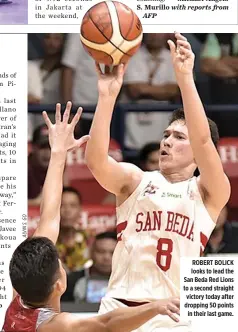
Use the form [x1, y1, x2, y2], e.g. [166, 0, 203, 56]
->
[85, 32, 231, 331]
[2, 102, 180, 332]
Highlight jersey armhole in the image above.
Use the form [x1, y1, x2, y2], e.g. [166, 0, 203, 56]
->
[116, 171, 159, 211]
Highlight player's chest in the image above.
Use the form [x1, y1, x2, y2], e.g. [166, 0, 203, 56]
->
[136, 180, 193, 212]
[125, 180, 196, 238]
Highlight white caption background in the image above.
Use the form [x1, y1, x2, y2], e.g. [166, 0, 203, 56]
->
[181, 257, 238, 332]
[0, 34, 27, 328]
[28, 0, 238, 26]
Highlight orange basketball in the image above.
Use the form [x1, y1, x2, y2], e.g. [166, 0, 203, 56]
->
[80, 0, 143, 65]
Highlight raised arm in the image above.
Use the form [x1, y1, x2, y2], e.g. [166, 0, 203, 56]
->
[85, 64, 143, 198]
[168, 33, 230, 216]
[33, 102, 90, 244]
[40, 297, 180, 332]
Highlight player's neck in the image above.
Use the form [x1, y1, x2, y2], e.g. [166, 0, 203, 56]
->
[22, 296, 60, 313]
[47, 296, 61, 313]
[160, 170, 193, 184]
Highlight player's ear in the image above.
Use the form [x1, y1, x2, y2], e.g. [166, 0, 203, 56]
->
[53, 259, 67, 294]
[54, 275, 65, 295]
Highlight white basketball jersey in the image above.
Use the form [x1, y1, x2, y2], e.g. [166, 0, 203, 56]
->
[106, 171, 215, 303]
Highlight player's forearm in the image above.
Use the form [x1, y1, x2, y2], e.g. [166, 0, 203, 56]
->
[179, 74, 210, 144]
[36, 151, 67, 243]
[99, 302, 160, 332]
[85, 96, 116, 167]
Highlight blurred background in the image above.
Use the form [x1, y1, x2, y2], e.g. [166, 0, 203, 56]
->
[27, 33, 238, 313]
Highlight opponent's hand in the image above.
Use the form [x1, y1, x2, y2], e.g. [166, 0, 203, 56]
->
[42, 101, 90, 153]
[156, 297, 180, 322]
[168, 32, 194, 79]
[95, 63, 127, 99]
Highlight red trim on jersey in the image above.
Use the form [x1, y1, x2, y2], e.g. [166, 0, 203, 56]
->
[200, 232, 209, 255]
[2, 295, 39, 331]
[116, 221, 128, 241]
[115, 298, 149, 307]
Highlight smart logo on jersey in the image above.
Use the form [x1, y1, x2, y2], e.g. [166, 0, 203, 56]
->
[162, 192, 182, 199]
[143, 181, 159, 196]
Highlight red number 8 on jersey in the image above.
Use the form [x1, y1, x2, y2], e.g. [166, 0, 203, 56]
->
[156, 238, 173, 272]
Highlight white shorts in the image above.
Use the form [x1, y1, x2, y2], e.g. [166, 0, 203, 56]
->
[99, 297, 193, 332]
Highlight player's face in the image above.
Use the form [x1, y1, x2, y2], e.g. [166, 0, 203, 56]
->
[159, 120, 195, 172]
[60, 192, 81, 226]
[92, 239, 116, 275]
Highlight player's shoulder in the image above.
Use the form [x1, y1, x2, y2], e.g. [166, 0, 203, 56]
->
[119, 162, 143, 178]
[38, 312, 106, 332]
[119, 162, 144, 192]
[196, 173, 230, 204]
[37, 312, 72, 332]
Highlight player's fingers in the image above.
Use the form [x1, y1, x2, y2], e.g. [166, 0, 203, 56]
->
[95, 62, 103, 76]
[42, 111, 52, 128]
[177, 39, 191, 50]
[112, 65, 119, 75]
[179, 46, 194, 58]
[55, 103, 61, 124]
[175, 32, 187, 41]
[63, 101, 72, 124]
[166, 310, 180, 323]
[167, 40, 176, 57]
[171, 298, 180, 309]
[123, 62, 129, 74]
[75, 135, 91, 148]
[118, 63, 125, 79]
[168, 303, 180, 315]
[71, 107, 83, 129]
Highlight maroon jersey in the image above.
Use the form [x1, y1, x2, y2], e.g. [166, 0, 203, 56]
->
[2, 295, 55, 332]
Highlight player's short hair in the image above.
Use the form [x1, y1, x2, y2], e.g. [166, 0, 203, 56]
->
[62, 186, 82, 204]
[139, 142, 161, 163]
[169, 108, 219, 148]
[10, 237, 60, 305]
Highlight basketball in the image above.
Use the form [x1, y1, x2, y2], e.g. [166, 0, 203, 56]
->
[80, 0, 143, 65]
